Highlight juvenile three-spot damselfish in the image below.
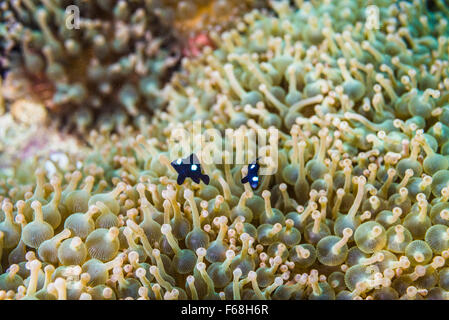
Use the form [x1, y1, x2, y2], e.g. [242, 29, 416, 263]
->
[241, 158, 260, 189]
[171, 153, 210, 185]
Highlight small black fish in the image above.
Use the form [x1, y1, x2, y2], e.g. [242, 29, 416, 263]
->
[171, 153, 210, 185]
[241, 158, 260, 189]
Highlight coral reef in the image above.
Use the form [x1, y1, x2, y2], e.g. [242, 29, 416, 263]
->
[0, 0, 180, 132]
[1, 0, 449, 300]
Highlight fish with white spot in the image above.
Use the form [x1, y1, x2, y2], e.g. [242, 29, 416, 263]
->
[171, 153, 210, 185]
[241, 158, 260, 189]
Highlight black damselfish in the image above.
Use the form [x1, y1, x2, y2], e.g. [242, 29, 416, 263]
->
[241, 158, 260, 189]
[171, 153, 210, 185]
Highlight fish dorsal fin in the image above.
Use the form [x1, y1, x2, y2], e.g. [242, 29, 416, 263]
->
[189, 153, 200, 165]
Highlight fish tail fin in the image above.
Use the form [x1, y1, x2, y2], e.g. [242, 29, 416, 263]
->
[201, 174, 210, 185]
[241, 175, 249, 184]
[192, 176, 200, 184]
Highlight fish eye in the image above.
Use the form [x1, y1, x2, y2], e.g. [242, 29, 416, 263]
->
[191, 164, 198, 171]
[252, 176, 259, 181]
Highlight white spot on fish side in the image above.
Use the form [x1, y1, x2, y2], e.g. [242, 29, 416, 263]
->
[191, 164, 198, 171]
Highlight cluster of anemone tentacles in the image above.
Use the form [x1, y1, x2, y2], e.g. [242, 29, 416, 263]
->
[0, 0, 179, 132]
[1, 0, 449, 300]
[1, 120, 449, 300]
[0, 0, 269, 132]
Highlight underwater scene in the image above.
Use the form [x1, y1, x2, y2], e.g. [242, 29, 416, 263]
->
[0, 0, 449, 301]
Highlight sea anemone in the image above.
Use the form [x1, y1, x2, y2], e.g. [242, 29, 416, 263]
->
[0, 0, 449, 300]
[0, 0, 180, 132]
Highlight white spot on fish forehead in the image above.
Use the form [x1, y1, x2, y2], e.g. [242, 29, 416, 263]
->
[176, 159, 182, 165]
